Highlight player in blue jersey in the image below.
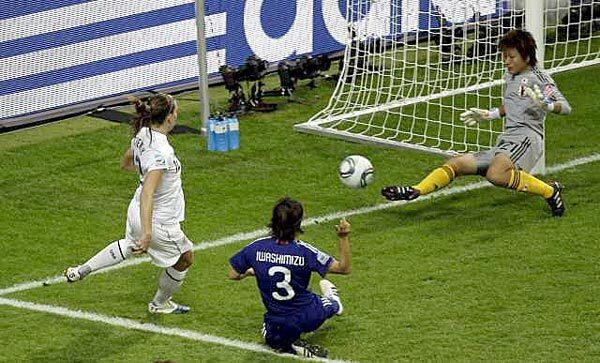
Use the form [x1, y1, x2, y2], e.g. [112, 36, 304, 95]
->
[228, 197, 351, 358]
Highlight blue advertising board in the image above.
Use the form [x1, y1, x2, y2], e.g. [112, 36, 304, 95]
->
[0, 0, 500, 127]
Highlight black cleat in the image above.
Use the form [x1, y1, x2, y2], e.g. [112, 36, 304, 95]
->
[381, 185, 420, 201]
[545, 181, 565, 217]
[292, 339, 328, 358]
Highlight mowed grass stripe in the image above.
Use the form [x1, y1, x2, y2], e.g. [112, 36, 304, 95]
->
[1, 152, 598, 297]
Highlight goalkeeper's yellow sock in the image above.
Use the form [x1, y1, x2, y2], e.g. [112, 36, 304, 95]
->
[413, 165, 456, 195]
[507, 169, 554, 198]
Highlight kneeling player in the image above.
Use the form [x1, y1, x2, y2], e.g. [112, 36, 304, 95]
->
[228, 197, 351, 357]
[382, 29, 571, 216]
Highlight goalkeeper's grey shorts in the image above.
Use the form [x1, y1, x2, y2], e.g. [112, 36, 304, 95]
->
[473, 128, 543, 174]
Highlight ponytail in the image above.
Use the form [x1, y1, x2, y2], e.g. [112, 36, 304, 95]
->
[132, 98, 152, 136]
[131, 93, 176, 136]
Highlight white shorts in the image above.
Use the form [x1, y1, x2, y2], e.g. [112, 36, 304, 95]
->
[125, 204, 193, 268]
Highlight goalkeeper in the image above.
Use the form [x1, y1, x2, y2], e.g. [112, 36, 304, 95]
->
[382, 29, 571, 216]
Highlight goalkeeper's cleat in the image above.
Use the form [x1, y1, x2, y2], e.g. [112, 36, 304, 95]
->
[545, 181, 565, 217]
[381, 185, 420, 201]
[320, 279, 343, 315]
[148, 300, 191, 314]
[292, 339, 328, 358]
[64, 266, 83, 283]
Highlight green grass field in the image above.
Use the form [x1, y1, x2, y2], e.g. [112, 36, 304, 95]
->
[1, 64, 599, 362]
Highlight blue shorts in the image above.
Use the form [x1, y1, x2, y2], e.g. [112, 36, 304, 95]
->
[262, 295, 340, 353]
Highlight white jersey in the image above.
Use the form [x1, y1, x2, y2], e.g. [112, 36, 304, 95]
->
[130, 127, 185, 224]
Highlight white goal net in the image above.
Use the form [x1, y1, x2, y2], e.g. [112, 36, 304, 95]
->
[296, 0, 600, 165]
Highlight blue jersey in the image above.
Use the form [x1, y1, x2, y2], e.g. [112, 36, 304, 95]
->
[229, 237, 333, 315]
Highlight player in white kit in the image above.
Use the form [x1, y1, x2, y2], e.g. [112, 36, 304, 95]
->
[64, 93, 194, 314]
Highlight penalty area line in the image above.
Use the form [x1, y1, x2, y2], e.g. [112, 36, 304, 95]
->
[1, 153, 599, 297]
[0, 297, 349, 363]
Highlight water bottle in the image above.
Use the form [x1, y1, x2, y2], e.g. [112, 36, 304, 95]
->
[214, 119, 229, 152]
[226, 115, 239, 150]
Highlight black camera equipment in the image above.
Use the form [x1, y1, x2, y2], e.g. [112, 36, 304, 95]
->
[556, 1, 600, 41]
[430, 7, 465, 65]
[465, 9, 524, 60]
[219, 64, 247, 112]
[220, 53, 335, 112]
[247, 81, 277, 112]
[219, 55, 276, 113]
[236, 55, 268, 81]
[467, 11, 498, 60]
[343, 28, 387, 80]
[273, 54, 332, 96]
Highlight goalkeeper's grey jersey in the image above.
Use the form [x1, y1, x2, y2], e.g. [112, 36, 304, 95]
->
[503, 66, 570, 138]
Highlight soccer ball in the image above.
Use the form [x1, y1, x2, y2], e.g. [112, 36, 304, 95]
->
[338, 155, 374, 189]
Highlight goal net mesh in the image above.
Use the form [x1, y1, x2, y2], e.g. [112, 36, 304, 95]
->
[296, 0, 599, 157]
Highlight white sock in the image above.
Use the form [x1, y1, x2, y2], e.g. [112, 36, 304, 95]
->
[153, 267, 188, 305]
[79, 239, 130, 277]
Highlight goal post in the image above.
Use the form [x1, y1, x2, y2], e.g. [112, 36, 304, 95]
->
[526, 0, 546, 174]
[296, 0, 600, 173]
[195, 0, 211, 136]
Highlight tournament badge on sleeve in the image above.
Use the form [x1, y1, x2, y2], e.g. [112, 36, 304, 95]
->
[543, 84, 557, 99]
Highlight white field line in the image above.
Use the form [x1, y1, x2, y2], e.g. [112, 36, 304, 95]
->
[0, 297, 348, 363]
[1, 153, 599, 297]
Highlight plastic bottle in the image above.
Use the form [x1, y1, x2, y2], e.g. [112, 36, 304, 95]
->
[207, 117, 217, 151]
[226, 115, 239, 150]
[214, 119, 229, 152]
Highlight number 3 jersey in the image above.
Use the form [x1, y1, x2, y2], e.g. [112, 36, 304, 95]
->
[130, 127, 185, 224]
[229, 237, 334, 315]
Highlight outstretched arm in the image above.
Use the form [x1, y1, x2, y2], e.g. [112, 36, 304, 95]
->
[228, 267, 255, 280]
[460, 107, 503, 127]
[327, 219, 351, 275]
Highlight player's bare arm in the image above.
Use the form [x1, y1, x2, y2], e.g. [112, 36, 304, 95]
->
[65, 94, 193, 315]
[121, 147, 137, 172]
[327, 218, 351, 275]
[133, 169, 163, 255]
[228, 267, 255, 280]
